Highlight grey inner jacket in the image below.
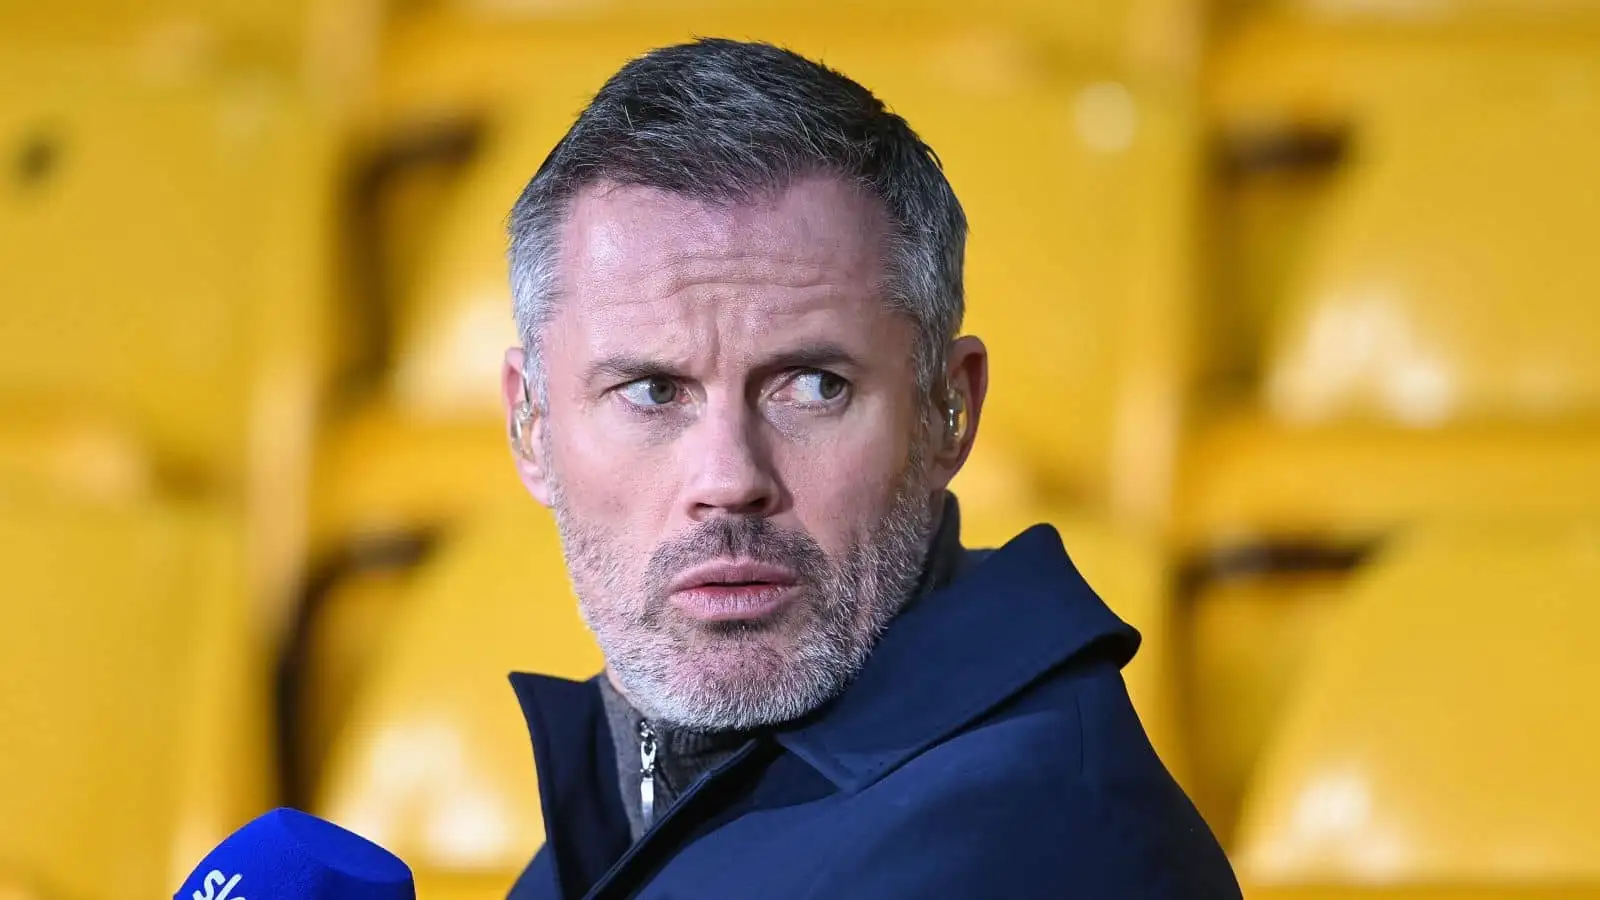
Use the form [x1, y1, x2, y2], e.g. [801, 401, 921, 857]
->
[598, 492, 974, 841]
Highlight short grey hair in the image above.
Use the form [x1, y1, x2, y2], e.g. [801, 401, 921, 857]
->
[506, 37, 967, 400]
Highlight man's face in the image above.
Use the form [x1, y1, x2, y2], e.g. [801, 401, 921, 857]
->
[506, 176, 950, 731]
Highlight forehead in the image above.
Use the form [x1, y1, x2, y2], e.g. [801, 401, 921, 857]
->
[549, 176, 896, 352]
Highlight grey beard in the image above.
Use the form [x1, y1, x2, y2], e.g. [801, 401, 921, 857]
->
[548, 444, 936, 732]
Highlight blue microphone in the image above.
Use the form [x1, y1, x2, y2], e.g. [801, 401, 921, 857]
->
[175, 808, 414, 900]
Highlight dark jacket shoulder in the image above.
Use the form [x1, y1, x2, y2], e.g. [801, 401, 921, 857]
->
[789, 646, 1234, 899]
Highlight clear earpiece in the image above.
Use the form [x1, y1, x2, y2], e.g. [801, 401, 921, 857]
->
[945, 391, 967, 446]
[510, 354, 537, 458]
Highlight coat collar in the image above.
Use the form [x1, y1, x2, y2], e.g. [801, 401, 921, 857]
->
[508, 521, 1141, 859]
[772, 523, 1138, 791]
[508, 672, 629, 899]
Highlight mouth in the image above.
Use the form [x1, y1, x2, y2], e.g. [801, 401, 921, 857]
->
[668, 560, 801, 623]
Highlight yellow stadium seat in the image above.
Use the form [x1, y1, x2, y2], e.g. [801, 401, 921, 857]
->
[0, 40, 321, 476]
[1204, 157, 1344, 407]
[1233, 520, 1600, 895]
[0, 497, 273, 900]
[315, 500, 600, 899]
[289, 541, 427, 802]
[1176, 450, 1600, 834]
[1205, 15, 1600, 395]
[1185, 559, 1355, 842]
[290, 414, 519, 791]
[1262, 108, 1600, 425]
[1186, 74, 1600, 548]
[1181, 55, 1600, 841]
[0, 32, 339, 627]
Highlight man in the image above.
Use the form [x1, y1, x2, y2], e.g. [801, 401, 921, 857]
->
[499, 38, 1238, 899]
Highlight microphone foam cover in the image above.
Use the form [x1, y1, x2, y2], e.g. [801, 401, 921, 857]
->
[176, 808, 414, 900]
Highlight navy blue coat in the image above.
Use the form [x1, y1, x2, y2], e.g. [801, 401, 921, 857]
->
[506, 525, 1240, 899]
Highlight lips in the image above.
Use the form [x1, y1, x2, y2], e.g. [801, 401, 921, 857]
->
[668, 560, 801, 623]
[670, 560, 800, 593]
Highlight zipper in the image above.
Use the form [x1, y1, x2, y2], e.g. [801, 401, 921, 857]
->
[638, 720, 658, 828]
[583, 738, 763, 900]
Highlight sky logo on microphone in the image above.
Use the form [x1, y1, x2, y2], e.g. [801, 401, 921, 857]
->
[191, 871, 245, 900]
[175, 809, 414, 900]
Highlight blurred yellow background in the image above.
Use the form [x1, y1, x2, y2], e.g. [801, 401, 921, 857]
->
[4, 0, 1600, 897]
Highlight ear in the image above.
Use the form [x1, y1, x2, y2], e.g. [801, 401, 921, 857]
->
[928, 335, 988, 491]
[503, 346, 555, 507]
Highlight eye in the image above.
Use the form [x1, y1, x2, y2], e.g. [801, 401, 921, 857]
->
[782, 370, 850, 405]
[617, 376, 682, 408]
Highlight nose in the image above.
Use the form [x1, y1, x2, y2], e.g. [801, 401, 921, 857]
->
[681, 401, 781, 521]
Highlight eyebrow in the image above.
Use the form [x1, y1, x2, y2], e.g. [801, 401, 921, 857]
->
[583, 354, 673, 387]
[582, 341, 865, 388]
[759, 342, 863, 374]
